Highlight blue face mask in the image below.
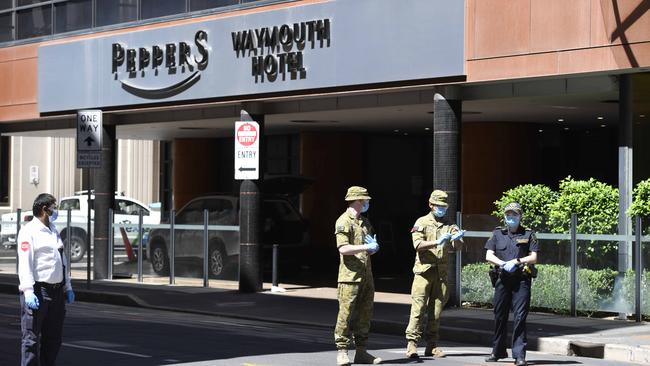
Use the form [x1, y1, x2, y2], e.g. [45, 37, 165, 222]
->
[433, 206, 447, 218]
[360, 201, 370, 213]
[49, 209, 59, 222]
[505, 214, 520, 228]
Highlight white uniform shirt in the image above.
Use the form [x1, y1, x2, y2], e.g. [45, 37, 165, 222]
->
[17, 218, 72, 297]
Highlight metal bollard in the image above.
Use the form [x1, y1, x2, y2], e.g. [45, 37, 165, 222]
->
[203, 209, 209, 288]
[107, 209, 113, 280]
[15, 209, 21, 273]
[570, 213, 577, 317]
[272, 244, 279, 288]
[137, 210, 143, 282]
[170, 209, 175, 285]
[66, 209, 72, 280]
[455, 211, 463, 307]
[635, 216, 642, 322]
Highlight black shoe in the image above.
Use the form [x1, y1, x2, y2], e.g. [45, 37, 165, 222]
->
[484, 354, 500, 362]
[515, 358, 527, 366]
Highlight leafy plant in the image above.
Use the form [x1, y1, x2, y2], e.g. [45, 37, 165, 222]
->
[493, 184, 557, 231]
[628, 178, 650, 235]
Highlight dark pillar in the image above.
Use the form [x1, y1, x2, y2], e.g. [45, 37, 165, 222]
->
[618, 75, 633, 274]
[433, 86, 462, 306]
[93, 120, 116, 280]
[239, 106, 264, 292]
[433, 86, 462, 215]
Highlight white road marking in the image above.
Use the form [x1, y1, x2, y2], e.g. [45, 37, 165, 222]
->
[62, 343, 152, 358]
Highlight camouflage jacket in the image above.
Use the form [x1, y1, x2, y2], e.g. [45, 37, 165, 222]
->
[335, 210, 374, 283]
[410, 213, 462, 274]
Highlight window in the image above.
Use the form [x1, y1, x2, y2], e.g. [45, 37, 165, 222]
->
[60, 199, 81, 211]
[204, 198, 234, 225]
[95, 0, 137, 27]
[190, 0, 239, 12]
[55, 0, 92, 34]
[16, 4, 51, 39]
[0, 137, 9, 205]
[116, 199, 149, 216]
[176, 200, 203, 224]
[0, 0, 12, 10]
[17, 0, 47, 6]
[140, 0, 185, 20]
[0, 13, 12, 42]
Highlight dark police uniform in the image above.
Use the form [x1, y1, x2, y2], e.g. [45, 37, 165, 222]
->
[484, 226, 539, 361]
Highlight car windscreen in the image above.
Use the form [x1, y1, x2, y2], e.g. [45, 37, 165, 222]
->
[60, 199, 80, 211]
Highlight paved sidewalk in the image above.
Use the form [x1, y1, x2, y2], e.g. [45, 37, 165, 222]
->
[1, 273, 650, 364]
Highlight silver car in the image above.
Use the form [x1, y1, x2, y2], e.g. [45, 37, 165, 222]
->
[147, 194, 309, 279]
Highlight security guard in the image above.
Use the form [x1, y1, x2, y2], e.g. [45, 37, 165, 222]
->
[18, 193, 75, 366]
[405, 190, 465, 358]
[334, 186, 382, 365]
[484, 202, 539, 366]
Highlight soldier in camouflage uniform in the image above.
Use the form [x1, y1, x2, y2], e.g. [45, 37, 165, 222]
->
[405, 190, 465, 358]
[334, 186, 382, 365]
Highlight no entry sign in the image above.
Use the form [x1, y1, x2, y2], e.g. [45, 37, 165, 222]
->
[234, 121, 260, 180]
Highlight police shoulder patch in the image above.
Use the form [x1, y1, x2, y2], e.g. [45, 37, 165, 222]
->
[20, 241, 29, 252]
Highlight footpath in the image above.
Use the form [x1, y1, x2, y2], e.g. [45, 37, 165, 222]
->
[1, 273, 650, 364]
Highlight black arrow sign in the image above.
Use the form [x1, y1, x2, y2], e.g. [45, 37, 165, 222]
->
[83, 136, 95, 146]
[238, 167, 256, 172]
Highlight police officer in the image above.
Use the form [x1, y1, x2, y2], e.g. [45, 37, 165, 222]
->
[405, 190, 465, 358]
[18, 193, 75, 366]
[484, 202, 538, 366]
[334, 186, 382, 365]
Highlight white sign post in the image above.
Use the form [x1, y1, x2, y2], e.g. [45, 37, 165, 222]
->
[76, 110, 102, 168]
[234, 121, 259, 180]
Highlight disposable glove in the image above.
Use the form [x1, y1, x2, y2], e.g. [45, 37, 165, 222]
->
[434, 233, 453, 245]
[366, 241, 379, 254]
[65, 290, 75, 304]
[503, 260, 518, 273]
[450, 230, 466, 241]
[25, 293, 39, 310]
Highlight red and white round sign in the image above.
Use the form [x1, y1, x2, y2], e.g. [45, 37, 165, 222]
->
[236, 123, 258, 147]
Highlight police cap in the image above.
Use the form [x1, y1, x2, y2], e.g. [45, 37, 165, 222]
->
[504, 202, 523, 215]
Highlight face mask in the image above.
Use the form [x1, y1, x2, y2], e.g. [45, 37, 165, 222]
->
[49, 208, 59, 222]
[360, 201, 370, 213]
[433, 206, 447, 217]
[505, 214, 520, 228]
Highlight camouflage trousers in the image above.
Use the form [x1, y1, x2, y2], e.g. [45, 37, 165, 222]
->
[334, 279, 375, 350]
[405, 266, 449, 344]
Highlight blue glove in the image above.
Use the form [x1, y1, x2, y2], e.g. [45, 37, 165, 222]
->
[364, 234, 377, 245]
[366, 241, 379, 254]
[24, 293, 39, 310]
[365, 235, 380, 254]
[434, 232, 453, 245]
[503, 260, 518, 273]
[66, 290, 75, 304]
[451, 230, 466, 241]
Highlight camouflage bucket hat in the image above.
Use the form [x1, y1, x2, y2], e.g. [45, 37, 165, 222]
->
[345, 186, 371, 201]
[504, 202, 523, 215]
[429, 190, 448, 207]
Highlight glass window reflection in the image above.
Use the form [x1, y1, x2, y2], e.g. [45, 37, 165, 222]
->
[96, 0, 138, 27]
[141, 0, 186, 20]
[190, 0, 239, 12]
[55, 0, 92, 34]
[0, 13, 11, 42]
[16, 5, 51, 39]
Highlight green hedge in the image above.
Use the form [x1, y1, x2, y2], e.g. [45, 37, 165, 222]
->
[493, 184, 557, 232]
[461, 263, 618, 314]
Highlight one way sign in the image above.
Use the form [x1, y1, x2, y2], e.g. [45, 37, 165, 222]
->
[77, 110, 102, 151]
[77, 110, 102, 168]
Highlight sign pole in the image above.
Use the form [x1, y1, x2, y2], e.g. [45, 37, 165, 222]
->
[77, 110, 102, 288]
[236, 110, 263, 293]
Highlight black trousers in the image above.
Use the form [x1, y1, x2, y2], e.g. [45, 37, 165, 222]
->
[491, 274, 531, 360]
[21, 283, 66, 366]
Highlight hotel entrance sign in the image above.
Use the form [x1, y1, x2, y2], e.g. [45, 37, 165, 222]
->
[234, 121, 259, 180]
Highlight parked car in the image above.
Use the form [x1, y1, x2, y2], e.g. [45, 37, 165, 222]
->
[0, 192, 160, 262]
[147, 194, 310, 279]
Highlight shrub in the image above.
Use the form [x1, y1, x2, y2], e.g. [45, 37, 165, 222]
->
[628, 178, 650, 235]
[620, 269, 650, 315]
[492, 184, 557, 231]
[461, 263, 618, 314]
[547, 177, 619, 262]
